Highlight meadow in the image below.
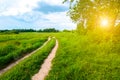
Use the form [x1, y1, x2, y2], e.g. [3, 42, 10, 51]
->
[46, 31, 120, 80]
[0, 33, 48, 69]
[0, 0, 119, 80]
[0, 30, 120, 80]
[0, 37, 55, 80]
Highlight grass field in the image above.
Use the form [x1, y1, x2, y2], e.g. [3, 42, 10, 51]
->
[0, 33, 49, 69]
[0, 37, 56, 80]
[46, 31, 120, 80]
[0, 31, 120, 80]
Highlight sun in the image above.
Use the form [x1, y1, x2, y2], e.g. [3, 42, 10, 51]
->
[101, 19, 108, 26]
[100, 17, 109, 27]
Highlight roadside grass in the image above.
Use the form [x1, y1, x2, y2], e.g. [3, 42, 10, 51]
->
[0, 38, 56, 80]
[0, 33, 48, 69]
[0, 33, 36, 42]
[46, 32, 120, 80]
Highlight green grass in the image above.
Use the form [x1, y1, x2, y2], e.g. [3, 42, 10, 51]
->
[0, 32, 120, 80]
[0, 33, 48, 69]
[0, 38, 56, 80]
[46, 32, 120, 80]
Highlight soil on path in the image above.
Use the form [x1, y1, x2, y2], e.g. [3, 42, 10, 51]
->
[0, 37, 51, 75]
[32, 38, 58, 80]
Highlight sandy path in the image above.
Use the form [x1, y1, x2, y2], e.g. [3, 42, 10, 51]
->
[32, 38, 58, 80]
[0, 37, 51, 75]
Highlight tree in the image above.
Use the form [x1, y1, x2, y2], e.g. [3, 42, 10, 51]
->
[38, 28, 59, 32]
[43, 28, 59, 32]
[64, 0, 120, 31]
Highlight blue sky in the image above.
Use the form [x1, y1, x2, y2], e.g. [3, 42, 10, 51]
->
[0, 0, 76, 30]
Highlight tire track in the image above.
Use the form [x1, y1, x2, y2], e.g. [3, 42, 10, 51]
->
[0, 37, 51, 75]
[32, 38, 58, 80]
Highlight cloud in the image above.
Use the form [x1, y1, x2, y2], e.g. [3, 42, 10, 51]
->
[42, 0, 68, 6]
[0, 0, 76, 30]
[0, 0, 41, 16]
[34, 12, 76, 30]
[33, 2, 68, 14]
[0, 11, 76, 30]
[0, 16, 35, 29]
[0, 0, 68, 16]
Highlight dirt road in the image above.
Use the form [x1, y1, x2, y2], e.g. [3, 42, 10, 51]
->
[0, 37, 51, 75]
[32, 38, 58, 80]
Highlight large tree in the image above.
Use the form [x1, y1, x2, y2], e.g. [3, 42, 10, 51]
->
[64, 0, 120, 30]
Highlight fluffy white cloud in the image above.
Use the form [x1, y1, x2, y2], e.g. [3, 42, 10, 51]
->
[34, 12, 76, 30]
[0, 0, 76, 30]
[0, 0, 41, 16]
[0, 0, 68, 16]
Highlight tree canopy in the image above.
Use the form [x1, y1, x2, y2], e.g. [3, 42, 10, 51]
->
[64, 0, 120, 30]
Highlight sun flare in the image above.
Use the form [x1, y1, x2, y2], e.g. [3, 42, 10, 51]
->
[100, 17, 109, 27]
[101, 19, 108, 26]
[101, 19, 109, 27]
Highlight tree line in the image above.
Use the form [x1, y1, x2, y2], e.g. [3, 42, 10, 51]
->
[0, 28, 59, 34]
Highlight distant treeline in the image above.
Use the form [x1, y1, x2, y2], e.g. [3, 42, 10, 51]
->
[0, 28, 59, 34]
[38, 28, 59, 32]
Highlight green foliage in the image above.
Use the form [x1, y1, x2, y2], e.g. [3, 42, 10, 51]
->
[0, 28, 59, 34]
[76, 22, 87, 35]
[0, 29, 36, 34]
[0, 38, 55, 80]
[38, 28, 59, 32]
[65, 0, 120, 31]
[114, 23, 120, 35]
[0, 30, 19, 34]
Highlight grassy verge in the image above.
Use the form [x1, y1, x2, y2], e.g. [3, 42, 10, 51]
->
[0, 37, 48, 69]
[46, 32, 120, 80]
[0, 32, 50, 69]
[0, 38, 56, 80]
